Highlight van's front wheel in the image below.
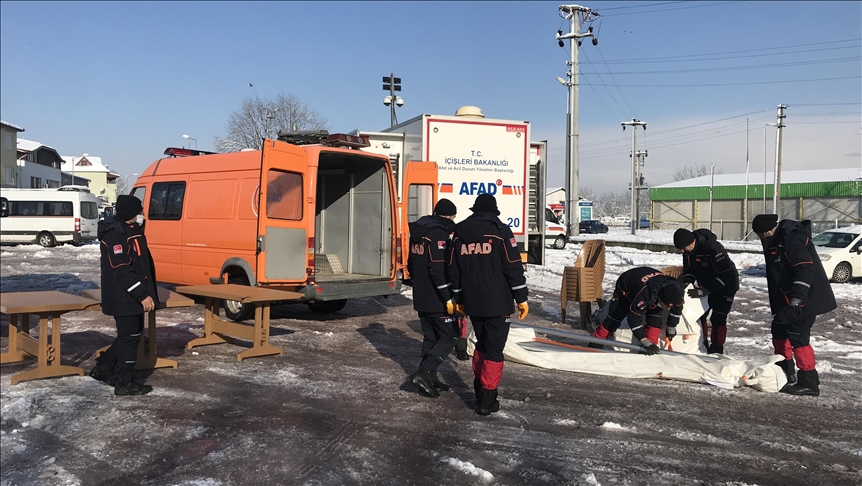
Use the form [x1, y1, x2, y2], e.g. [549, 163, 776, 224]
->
[223, 276, 255, 322]
[306, 299, 347, 313]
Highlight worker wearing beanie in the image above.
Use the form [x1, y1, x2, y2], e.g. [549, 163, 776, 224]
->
[407, 198, 459, 397]
[590, 267, 684, 355]
[449, 193, 529, 415]
[89, 195, 160, 396]
[673, 228, 739, 354]
[752, 214, 836, 396]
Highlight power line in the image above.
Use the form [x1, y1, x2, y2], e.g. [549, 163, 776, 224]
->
[600, 1, 740, 17]
[582, 75, 860, 87]
[580, 50, 632, 119]
[584, 56, 859, 75]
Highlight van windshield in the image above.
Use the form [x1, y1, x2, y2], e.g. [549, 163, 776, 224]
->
[81, 201, 99, 219]
[812, 231, 858, 248]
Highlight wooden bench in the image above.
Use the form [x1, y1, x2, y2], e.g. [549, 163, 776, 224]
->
[175, 284, 302, 362]
[83, 287, 194, 371]
[1, 291, 100, 385]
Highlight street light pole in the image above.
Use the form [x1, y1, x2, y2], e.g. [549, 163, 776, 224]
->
[123, 173, 138, 195]
[621, 119, 646, 235]
[556, 4, 598, 237]
[182, 134, 197, 150]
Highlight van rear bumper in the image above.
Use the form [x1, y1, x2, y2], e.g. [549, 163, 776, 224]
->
[301, 279, 402, 302]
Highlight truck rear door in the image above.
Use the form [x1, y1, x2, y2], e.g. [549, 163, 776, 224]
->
[256, 139, 311, 285]
[399, 161, 438, 278]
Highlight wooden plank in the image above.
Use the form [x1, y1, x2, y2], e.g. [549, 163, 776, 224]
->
[82, 287, 195, 309]
[0, 291, 100, 315]
[175, 284, 302, 304]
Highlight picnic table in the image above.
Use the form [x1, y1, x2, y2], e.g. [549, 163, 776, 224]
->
[82, 287, 194, 371]
[1, 291, 100, 385]
[175, 284, 302, 362]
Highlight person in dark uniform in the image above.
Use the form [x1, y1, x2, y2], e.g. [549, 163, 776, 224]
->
[88, 195, 160, 396]
[449, 194, 528, 416]
[674, 228, 740, 354]
[591, 267, 684, 354]
[753, 214, 836, 396]
[406, 199, 459, 397]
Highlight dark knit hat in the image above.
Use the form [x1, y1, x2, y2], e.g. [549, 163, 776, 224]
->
[673, 228, 696, 249]
[658, 283, 684, 307]
[752, 214, 779, 233]
[115, 195, 143, 222]
[434, 198, 457, 216]
[470, 193, 500, 216]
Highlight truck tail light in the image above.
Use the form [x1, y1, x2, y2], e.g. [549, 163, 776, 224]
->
[75, 217, 81, 232]
[395, 237, 402, 265]
[307, 237, 315, 269]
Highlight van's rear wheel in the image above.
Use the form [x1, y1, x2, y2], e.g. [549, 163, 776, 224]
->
[37, 232, 56, 248]
[306, 299, 347, 313]
[223, 276, 254, 322]
[552, 235, 567, 249]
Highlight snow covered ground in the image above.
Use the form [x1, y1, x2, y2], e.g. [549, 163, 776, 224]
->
[2, 230, 861, 485]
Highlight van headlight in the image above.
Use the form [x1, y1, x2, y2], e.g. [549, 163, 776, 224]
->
[819, 254, 831, 261]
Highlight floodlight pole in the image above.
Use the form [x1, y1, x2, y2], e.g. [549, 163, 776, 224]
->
[557, 4, 597, 237]
[622, 119, 646, 235]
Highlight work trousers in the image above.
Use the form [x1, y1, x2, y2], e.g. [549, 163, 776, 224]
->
[471, 316, 510, 390]
[772, 315, 817, 371]
[96, 314, 144, 386]
[600, 297, 663, 343]
[418, 313, 458, 373]
[700, 291, 735, 346]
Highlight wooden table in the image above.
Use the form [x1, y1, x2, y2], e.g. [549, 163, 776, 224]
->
[83, 287, 194, 371]
[1, 291, 100, 385]
[174, 284, 302, 362]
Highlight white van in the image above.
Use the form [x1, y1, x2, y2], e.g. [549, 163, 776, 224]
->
[0, 188, 100, 247]
[544, 207, 568, 249]
[813, 225, 862, 283]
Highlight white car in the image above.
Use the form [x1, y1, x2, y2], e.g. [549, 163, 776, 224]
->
[813, 225, 862, 283]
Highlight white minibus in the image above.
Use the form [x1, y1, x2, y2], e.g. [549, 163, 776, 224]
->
[0, 188, 100, 247]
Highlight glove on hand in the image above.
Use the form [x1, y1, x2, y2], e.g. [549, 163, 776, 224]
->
[687, 287, 708, 298]
[517, 302, 529, 320]
[788, 298, 803, 317]
[455, 304, 466, 317]
[445, 299, 456, 316]
[665, 326, 677, 341]
[640, 338, 660, 356]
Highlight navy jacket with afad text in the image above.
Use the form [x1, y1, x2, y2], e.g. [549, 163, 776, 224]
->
[449, 212, 528, 317]
[681, 229, 739, 294]
[762, 219, 836, 322]
[613, 267, 684, 332]
[407, 215, 455, 314]
[98, 216, 160, 317]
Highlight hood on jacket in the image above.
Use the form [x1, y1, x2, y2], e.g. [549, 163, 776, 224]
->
[409, 215, 454, 240]
[98, 214, 133, 239]
[776, 219, 811, 241]
[455, 212, 506, 243]
[691, 228, 718, 250]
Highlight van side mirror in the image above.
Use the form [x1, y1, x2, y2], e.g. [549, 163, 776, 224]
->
[0, 198, 7, 217]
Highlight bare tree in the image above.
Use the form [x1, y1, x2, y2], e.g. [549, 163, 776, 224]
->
[594, 191, 631, 218]
[672, 163, 724, 182]
[214, 93, 328, 152]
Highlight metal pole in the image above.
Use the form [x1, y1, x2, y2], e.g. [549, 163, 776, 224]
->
[773, 104, 787, 218]
[762, 127, 767, 213]
[708, 165, 714, 231]
[621, 119, 645, 235]
[390, 72, 397, 128]
[570, 12, 580, 236]
[743, 118, 749, 238]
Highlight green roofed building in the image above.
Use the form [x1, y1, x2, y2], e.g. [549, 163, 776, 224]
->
[649, 168, 862, 241]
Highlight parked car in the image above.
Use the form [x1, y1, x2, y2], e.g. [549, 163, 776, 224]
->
[812, 225, 862, 283]
[579, 220, 608, 234]
[640, 217, 650, 229]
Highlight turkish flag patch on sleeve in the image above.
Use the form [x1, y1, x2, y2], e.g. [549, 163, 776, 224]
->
[438, 241, 446, 250]
[510, 238, 517, 247]
[113, 244, 123, 254]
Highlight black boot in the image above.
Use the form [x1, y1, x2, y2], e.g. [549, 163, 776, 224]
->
[89, 365, 116, 387]
[454, 338, 470, 361]
[776, 359, 797, 391]
[707, 344, 724, 355]
[431, 372, 450, 391]
[782, 369, 819, 397]
[114, 381, 153, 396]
[411, 369, 440, 398]
[476, 385, 499, 416]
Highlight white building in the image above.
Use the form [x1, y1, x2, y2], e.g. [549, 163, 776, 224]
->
[61, 154, 119, 207]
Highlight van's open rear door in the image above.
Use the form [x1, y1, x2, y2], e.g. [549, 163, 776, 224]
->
[399, 161, 438, 279]
[256, 139, 310, 285]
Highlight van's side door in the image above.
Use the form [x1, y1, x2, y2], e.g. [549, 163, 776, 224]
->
[256, 139, 311, 285]
[400, 161, 439, 279]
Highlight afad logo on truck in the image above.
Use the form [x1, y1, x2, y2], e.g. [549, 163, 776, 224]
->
[439, 179, 524, 195]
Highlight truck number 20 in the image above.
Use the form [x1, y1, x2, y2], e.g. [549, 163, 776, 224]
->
[507, 217, 521, 228]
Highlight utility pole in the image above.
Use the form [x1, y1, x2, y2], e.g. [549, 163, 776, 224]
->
[556, 4, 598, 237]
[772, 104, 787, 218]
[635, 149, 647, 223]
[382, 73, 403, 127]
[621, 119, 646, 235]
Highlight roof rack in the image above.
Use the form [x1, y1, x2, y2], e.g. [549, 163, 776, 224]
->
[163, 147, 218, 157]
[277, 130, 370, 149]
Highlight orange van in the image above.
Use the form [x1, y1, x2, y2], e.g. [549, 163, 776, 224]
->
[130, 133, 437, 320]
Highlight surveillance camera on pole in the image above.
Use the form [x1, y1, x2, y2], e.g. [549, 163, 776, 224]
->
[382, 73, 403, 127]
[555, 4, 599, 237]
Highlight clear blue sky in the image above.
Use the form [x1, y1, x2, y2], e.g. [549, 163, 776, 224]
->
[2, 1, 859, 193]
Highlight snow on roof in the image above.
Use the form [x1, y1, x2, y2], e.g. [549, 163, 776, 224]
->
[17, 138, 60, 154]
[61, 154, 111, 173]
[654, 167, 862, 188]
[546, 186, 564, 194]
[1, 120, 24, 131]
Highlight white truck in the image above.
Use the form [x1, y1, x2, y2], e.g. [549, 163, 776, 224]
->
[353, 106, 550, 266]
